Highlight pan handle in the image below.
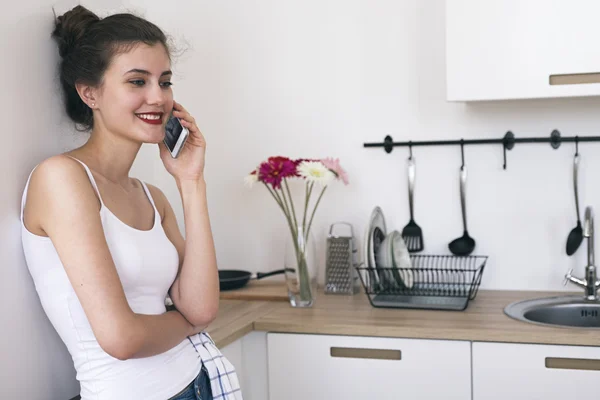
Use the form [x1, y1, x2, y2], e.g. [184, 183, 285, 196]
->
[256, 269, 287, 279]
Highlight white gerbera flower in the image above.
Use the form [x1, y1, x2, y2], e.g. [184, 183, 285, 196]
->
[244, 170, 259, 188]
[297, 161, 335, 186]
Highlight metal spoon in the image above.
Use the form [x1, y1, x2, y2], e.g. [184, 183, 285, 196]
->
[566, 153, 583, 256]
[449, 165, 476, 256]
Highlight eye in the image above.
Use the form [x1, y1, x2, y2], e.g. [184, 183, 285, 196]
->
[160, 81, 173, 88]
[129, 79, 145, 86]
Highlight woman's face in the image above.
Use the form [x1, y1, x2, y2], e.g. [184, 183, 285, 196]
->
[93, 43, 174, 144]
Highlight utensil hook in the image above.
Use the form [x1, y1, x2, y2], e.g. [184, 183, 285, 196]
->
[575, 135, 579, 156]
[408, 141, 413, 160]
[460, 139, 465, 168]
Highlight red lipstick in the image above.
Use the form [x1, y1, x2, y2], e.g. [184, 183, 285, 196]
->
[136, 112, 163, 125]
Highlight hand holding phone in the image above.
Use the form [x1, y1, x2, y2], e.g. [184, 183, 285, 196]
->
[163, 113, 190, 158]
[160, 101, 206, 182]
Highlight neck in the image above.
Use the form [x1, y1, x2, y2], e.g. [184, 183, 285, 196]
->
[71, 127, 142, 186]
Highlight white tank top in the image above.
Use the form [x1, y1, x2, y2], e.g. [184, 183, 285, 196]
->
[20, 157, 202, 400]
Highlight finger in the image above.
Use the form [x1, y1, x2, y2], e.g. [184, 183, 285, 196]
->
[172, 110, 193, 125]
[172, 109, 188, 119]
[179, 119, 198, 132]
[173, 101, 188, 114]
[158, 140, 169, 157]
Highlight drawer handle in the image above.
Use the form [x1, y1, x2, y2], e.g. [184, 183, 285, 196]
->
[330, 347, 401, 360]
[549, 72, 600, 85]
[545, 357, 600, 371]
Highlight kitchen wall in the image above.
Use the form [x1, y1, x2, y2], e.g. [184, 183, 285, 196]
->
[1, 0, 143, 398]
[4, 0, 600, 398]
[130, 0, 600, 293]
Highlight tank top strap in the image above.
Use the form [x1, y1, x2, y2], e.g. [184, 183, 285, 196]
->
[138, 180, 159, 213]
[20, 165, 39, 222]
[65, 156, 106, 207]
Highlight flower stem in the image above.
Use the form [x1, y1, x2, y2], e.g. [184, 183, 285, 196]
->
[302, 181, 313, 233]
[264, 183, 285, 211]
[273, 187, 292, 224]
[264, 184, 295, 235]
[264, 184, 313, 304]
[265, 185, 303, 266]
[306, 185, 327, 240]
[283, 178, 298, 232]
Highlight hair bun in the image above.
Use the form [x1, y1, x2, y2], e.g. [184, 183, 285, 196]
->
[52, 5, 100, 58]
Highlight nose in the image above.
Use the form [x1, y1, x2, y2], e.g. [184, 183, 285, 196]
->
[146, 82, 169, 106]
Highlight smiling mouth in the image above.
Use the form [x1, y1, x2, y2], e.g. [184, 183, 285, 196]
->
[136, 113, 164, 125]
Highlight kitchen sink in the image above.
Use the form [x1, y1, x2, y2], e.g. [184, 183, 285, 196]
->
[504, 295, 600, 329]
[505, 206, 600, 329]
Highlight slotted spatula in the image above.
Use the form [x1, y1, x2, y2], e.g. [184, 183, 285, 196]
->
[402, 157, 424, 252]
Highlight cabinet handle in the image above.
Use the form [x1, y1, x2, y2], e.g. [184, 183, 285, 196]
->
[549, 72, 600, 85]
[330, 347, 401, 360]
[545, 357, 600, 371]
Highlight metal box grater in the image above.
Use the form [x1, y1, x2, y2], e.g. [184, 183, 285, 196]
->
[325, 222, 360, 295]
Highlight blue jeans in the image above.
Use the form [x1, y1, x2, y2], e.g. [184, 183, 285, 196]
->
[169, 365, 213, 400]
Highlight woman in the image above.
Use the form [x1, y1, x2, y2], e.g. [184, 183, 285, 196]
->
[20, 5, 241, 400]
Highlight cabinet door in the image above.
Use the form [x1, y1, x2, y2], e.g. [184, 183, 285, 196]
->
[473, 341, 600, 400]
[220, 337, 244, 394]
[267, 333, 471, 400]
[446, 0, 600, 101]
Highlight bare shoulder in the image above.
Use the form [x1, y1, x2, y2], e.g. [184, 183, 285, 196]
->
[145, 183, 168, 215]
[29, 154, 96, 199]
[24, 154, 100, 234]
[31, 154, 83, 176]
[144, 183, 177, 222]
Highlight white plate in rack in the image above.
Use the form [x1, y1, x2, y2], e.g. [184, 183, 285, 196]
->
[391, 232, 414, 289]
[364, 206, 388, 289]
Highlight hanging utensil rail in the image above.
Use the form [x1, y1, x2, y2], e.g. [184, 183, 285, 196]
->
[363, 130, 600, 169]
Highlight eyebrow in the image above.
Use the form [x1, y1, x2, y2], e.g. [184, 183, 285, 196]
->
[125, 69, 172, 77]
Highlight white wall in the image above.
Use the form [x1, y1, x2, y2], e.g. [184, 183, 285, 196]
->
[5, 0, 600, 398]
[131, 0, 600, 293]
[1, 1, 136, 398]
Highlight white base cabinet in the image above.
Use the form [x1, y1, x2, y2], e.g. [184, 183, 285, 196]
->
[267, 333, 471, 400]
[473, 341, 600, 400]
[221, 331, 600, 400]
[220, 331, 269, 400]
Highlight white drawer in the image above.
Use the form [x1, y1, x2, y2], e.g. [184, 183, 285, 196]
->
[267, 333, 471, 400]
[473, 341, 600, 400]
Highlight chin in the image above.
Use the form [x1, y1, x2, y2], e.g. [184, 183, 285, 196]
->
[136, 124, 166, 144]
[142, 134, 165, 145]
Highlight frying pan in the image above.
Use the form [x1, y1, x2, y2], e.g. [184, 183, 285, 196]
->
[219, 269, 287, 291]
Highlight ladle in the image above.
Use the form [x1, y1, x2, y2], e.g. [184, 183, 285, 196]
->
[449, 143, 476, 256]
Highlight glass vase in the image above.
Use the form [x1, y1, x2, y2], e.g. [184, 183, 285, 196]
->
[284, 225, 317, 307]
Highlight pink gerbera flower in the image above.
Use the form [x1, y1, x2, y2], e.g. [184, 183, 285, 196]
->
[321, 157, 349, 185]
[258, 156, 297, 189]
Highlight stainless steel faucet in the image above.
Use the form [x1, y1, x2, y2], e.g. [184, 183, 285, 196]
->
[565, 206, 600, 300]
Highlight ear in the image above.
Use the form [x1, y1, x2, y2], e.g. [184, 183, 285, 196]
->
[75, 83, 98, 109]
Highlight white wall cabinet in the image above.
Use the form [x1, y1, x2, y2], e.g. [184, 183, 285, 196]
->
[267, 333, 471, 400]
[473, 341, 600, 400]
[446, 0, 600, 101]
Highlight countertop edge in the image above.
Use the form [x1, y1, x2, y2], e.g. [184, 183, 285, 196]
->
[251, 321, 600, 347]
[210, 290, 600, 348]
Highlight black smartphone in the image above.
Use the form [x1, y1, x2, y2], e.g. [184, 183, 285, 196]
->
[164, 113, 190, 158]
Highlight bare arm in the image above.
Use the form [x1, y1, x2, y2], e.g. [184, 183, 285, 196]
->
[26, 156, 196, 360]
[148, 180, 219, 328]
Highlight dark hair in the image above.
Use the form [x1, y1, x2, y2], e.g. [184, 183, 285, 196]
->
[51, 5, 171, 131]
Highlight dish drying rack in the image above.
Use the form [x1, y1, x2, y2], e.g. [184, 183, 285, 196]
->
[356, 254, 488, 311]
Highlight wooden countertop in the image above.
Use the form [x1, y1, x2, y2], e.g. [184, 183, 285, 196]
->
[209, 286, 600, 348]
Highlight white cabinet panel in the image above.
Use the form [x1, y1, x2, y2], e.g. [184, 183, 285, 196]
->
[446, 0, 600, 101]
[267, 333, 471, 400]
[219, 332, 269, 400]
[473, 341, 600, 400]
[220, 337, 243, 373]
